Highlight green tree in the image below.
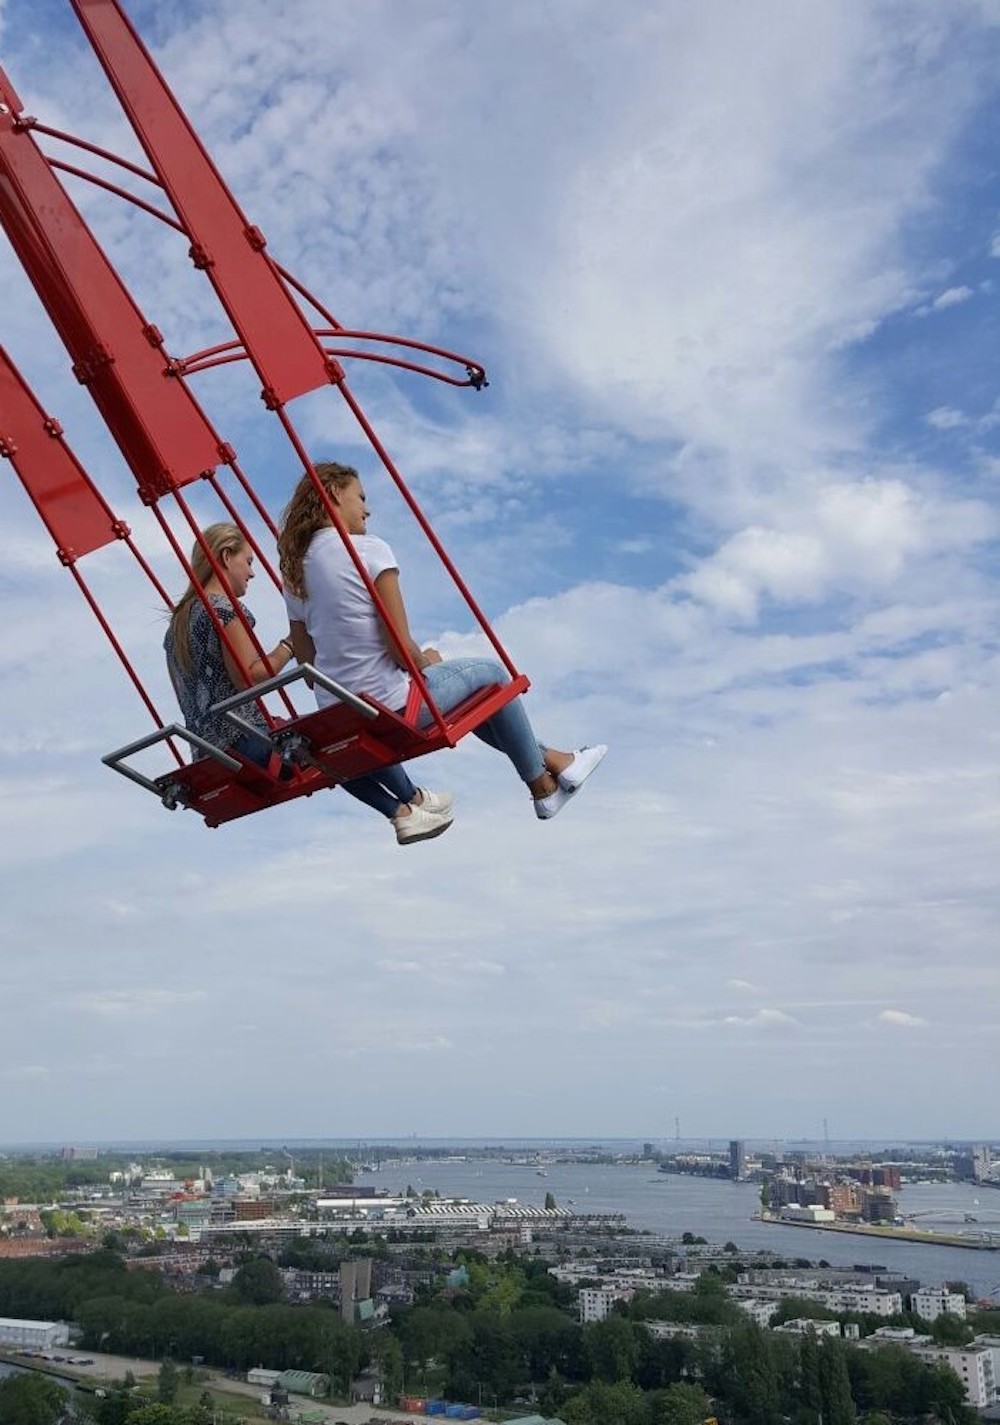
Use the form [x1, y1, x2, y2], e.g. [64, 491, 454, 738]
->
[127, 1407, 190, 1425]
[722, 1321, 782, 1425]
[373, 1332, 404, 1402]
[798, 1328, 823, 1425]
[544, 1191, 557, 1210]
[0, 1373, 67, 1425]
[157, 1357, 180, 1404]
[563, 1379, 646, 1425]
[584, 1314, 640, 1383]
[930, 1312, 973, 1346]
[819, 1338, 856, 1425]
[230, 1256, 284, 1305]
[650, 1379, 713, 1425]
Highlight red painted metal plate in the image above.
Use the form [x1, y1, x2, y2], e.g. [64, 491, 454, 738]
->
[0, 344, 120, 560]
[72, 0, 335, 408]
[0, 67, 223, 501]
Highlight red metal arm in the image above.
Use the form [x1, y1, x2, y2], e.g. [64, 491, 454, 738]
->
[0, 67, 224, 502]
[70, 0, 339, 409]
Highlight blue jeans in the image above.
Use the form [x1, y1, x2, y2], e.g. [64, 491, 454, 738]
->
[231, 731, 418, 819]
[417, 658, 545, 783]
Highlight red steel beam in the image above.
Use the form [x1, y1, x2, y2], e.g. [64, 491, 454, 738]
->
[0, 343, 122, 560]
[71, 0, 339, 410]
[0, 67, 224, 502]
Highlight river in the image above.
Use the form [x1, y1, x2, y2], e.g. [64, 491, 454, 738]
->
[353, 1161, 1000, 1300]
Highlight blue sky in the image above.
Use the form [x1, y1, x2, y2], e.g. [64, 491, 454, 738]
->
[0, 0, 998, 1146]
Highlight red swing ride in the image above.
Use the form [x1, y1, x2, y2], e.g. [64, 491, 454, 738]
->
[0, 0, 528, 828]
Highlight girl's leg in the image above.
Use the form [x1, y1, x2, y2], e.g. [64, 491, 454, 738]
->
[420, 659, 547, 785]
[376, 762, 420, 805]
[340, 774, 405, 820]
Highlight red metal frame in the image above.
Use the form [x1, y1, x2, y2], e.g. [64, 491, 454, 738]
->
[0, 0, 528, 828]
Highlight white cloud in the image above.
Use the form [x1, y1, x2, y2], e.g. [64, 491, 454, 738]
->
[926, 406, 968, 430]
[3, 1064, 49, 1081]
[724, 1009, 799, 1030]
[931, 285, 973, 310]
[877, 1009, 929, 1028]
[72, 990, 209, 1018]
[678, 478, 994, 622]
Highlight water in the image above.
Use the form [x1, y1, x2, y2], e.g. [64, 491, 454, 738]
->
[353, 1160, 1000, 1299]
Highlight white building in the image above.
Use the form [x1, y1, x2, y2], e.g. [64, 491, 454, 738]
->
[973, 1337, 1000, 1394]
[828, 1287, 902, 1317]
[910, 1342, 995, 1410]
[579, 1287, 634, 1323]
[736, 1299, 780, 1327]
[247, 1368, 281, 1387]
[773, 1318, 841, 1338]
[911, 1288, 967, 1322]
[864, 1328, 996, 1410]
[0, 1317, 71, 1350]
[644, 1321, 704, 1341]
[729, 1281, 901, 1316]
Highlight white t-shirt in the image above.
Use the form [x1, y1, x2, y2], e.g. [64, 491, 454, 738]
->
[284, 528, 410, 711]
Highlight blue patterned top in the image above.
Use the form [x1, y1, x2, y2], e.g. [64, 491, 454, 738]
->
[164, 595, 268, 749]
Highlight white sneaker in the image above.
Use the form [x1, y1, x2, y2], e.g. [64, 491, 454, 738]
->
[558, 744, 608, 793]
[534, 785, 573, 820]
[394, 803, 453, 845]
[416, 787, 454, 816]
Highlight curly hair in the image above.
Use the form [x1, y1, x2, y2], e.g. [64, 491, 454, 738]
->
[277, 461, 359, 598]
[167, 522, 245, 675]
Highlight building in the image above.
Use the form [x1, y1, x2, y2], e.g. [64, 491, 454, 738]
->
[821, 1181, 862, 1218]
[277, 1370, 330, 1399]
[864, 1329, 997, 1410]
[247, 1368, 281, 1388]
[232, 1197, 278, 1221]
[730, 1141, 747, 1181]
[283, 1267, 339, 1302]
[0, 1317, 71, 1350]
[779, 1204, 835, 1223]
[579, 1286, 634, 1323]
[735, 1299, 780, 1326]
[340, 1258, 373, 1324]
[773, 1318, 841, 1337]
[973, 1337, 1000, 1395]
[644, 1321, 704, 1341]
[829, 1286, 902, 1317]
[911, 1288, 967, 1322]
[910, 1343, 995, 1409]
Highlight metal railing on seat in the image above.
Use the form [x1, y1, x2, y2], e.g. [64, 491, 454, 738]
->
[103, 666, 529, 826]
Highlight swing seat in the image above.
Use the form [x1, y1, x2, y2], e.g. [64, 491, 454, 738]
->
[108, 666, 530, 827]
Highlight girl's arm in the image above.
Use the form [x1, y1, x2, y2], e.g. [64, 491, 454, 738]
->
[288, 620, 314, 666]
[219, 614, 295, 689]
[374, 569, 441, 670]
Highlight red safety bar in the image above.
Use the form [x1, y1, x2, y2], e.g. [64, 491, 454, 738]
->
[0, 0, 529, 828]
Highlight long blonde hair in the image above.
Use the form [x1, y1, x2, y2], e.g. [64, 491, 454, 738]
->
[167, 522, 246, 675]
[277, 461, 359, 599]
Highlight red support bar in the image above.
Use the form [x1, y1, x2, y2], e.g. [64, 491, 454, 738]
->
[71, 0, 337, 408]
[48, 158, 186, 233]
[0, 343, 121, 560]
[338, 379, 520, 679]
[0, 67, 223, 502]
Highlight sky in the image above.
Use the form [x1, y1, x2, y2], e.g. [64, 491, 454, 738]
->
[1, 0, 998, 1147]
